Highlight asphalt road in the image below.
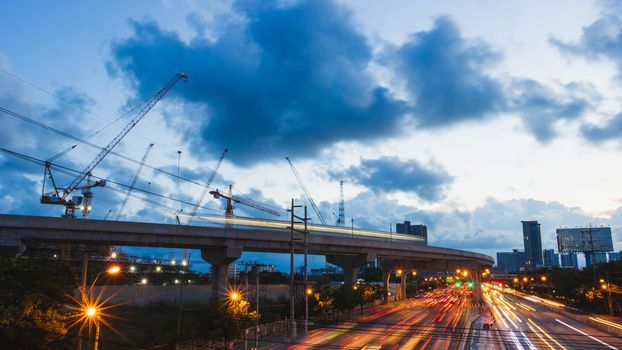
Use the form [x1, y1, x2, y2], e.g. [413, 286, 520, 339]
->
[268, 288, 477, 350]
[482, 285, 622, 350]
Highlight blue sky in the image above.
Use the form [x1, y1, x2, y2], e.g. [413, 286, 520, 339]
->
[2, 0, 622, 270]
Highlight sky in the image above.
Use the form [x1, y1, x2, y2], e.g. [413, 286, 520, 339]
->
[2, 0, 622, 271]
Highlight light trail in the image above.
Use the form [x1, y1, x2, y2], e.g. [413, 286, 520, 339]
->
[555, 319, 617, 350]
[192, 214, 426, 242]
[528, 318, 566, 350]
[589, 317, 622, 331]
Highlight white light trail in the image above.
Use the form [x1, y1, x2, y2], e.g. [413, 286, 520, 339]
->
[555, 319, 617, 350]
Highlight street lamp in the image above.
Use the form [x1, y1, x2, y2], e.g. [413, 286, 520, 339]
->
[107, 265, 121, 275]
[541, 276, 547, 282]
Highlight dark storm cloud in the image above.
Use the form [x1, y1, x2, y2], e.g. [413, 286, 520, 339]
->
[389, 17, 506, 127]
[108, 0, 407, 165]
[331, 156, 452, 202]
[508, 80, 590, 142]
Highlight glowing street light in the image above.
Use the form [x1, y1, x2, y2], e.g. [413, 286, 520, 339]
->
[171, 259, 176, 266]
[129, 266, 136, 273]
[181, 260, 188, 266]
[174, 279, 180, 284]
[513, 277, 519, 283]
[86, 307, 97, 317]
[107, 265, 121, 275]
[109, 251, 117, 259]
[396, 269, 403, 275]
[155, 266, 162, 272]
[541, 276, 547, 282]
[230, 292, 240, 301]
[306, 287, 313, 295]
[523, 277, 528, 282]
[462, 270, 468, 277]
[140, 278, 148, 285]
[412, 271, 417, 276]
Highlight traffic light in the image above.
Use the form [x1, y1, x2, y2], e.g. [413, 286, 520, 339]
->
[468, 281, 474, 289]
[455, 282, 461, 288]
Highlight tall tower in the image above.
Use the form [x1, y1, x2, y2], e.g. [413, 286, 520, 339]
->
[522, 220, 543, 271]
[337, 181, 345, 227]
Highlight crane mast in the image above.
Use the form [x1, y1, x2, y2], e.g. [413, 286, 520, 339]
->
[41, 72, 187, 218]
[186, 149, 228, 225]
[285, 157, 326, 225]
[116, 143, 154, 220]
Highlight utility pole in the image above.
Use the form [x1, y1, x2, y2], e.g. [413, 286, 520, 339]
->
[287, 199, 308, 339]
[303, 206, 309, 333]
[255, 265, 260, 350]
[605, 272, 614, 316]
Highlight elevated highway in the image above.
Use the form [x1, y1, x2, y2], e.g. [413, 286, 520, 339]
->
[0, 214, 493, 299]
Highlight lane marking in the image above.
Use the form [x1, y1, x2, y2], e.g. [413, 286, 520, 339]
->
[555, 319, 617, 350]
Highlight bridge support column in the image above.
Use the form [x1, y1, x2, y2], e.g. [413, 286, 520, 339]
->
[326, 253, 375, 286]
[380, 261, 396, 304]
[201, 246, 242, 300]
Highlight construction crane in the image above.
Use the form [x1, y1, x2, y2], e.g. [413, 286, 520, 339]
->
[336, 180, 345, 227]
[185, 149, 228, 225]
[210, 185, 281, 218]
[41, 72, 188, 218]
[116, 143, 154, 220]
[285, 157, 326, 225]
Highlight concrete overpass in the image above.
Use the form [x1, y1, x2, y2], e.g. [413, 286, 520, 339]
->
[0, 214, 493, 300]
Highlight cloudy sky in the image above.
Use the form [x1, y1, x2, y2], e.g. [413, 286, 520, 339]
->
[2, 0, 622, 270]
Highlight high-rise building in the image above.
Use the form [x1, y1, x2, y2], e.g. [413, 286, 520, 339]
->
[496, 249, 526, 274]
[543, 249, 560, 267]
[396, 221, 428, 245]
[561, 253, 579, 269]
[522, 221, 543, 271]
[609, 251, 621, 262]
[586, 252, 608, 267]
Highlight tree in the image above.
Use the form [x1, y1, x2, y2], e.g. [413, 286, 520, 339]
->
[0, 258, 74, 349]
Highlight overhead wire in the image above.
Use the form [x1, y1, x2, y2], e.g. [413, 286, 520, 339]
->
[0, 66, 183, 155]
[0, 147, 222, 216]
[0, 105, 214, 190]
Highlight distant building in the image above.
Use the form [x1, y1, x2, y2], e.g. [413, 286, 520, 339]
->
[586, 252, 608, 267]
[396, 221, 428, 245]
[543, 249, 560, 267]
[522, 221, 543, 271]
[609, 252, 621, 262]
[496, 249, 526, 274]
[561, 253, 579, 269]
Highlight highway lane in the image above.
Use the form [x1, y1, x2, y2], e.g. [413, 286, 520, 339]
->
[269, 288, 476, 350]
[484, 285, 622, 350]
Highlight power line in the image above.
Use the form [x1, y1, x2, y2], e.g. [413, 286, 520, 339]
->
[0, 147, 222, 216]
[0, 104, 216, 190]
[0, 66, 183, 155]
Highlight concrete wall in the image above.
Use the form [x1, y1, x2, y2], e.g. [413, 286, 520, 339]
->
[82, 284, 290, 306]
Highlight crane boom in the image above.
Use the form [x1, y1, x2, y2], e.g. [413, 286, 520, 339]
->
[116, 143, 154, 220]
[285, 157, 326, 225]
[210, 188, 281, 217]
[186, 149, 228, 225]
[63, 72, 187, 197]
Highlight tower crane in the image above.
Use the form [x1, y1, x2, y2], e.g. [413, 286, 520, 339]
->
[185, 149, 228, 225]
[285, 157, 326, 225]
[41, 72, 188, 218]
[115, 143, 154, 220]
[210, 185, 281, 218]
